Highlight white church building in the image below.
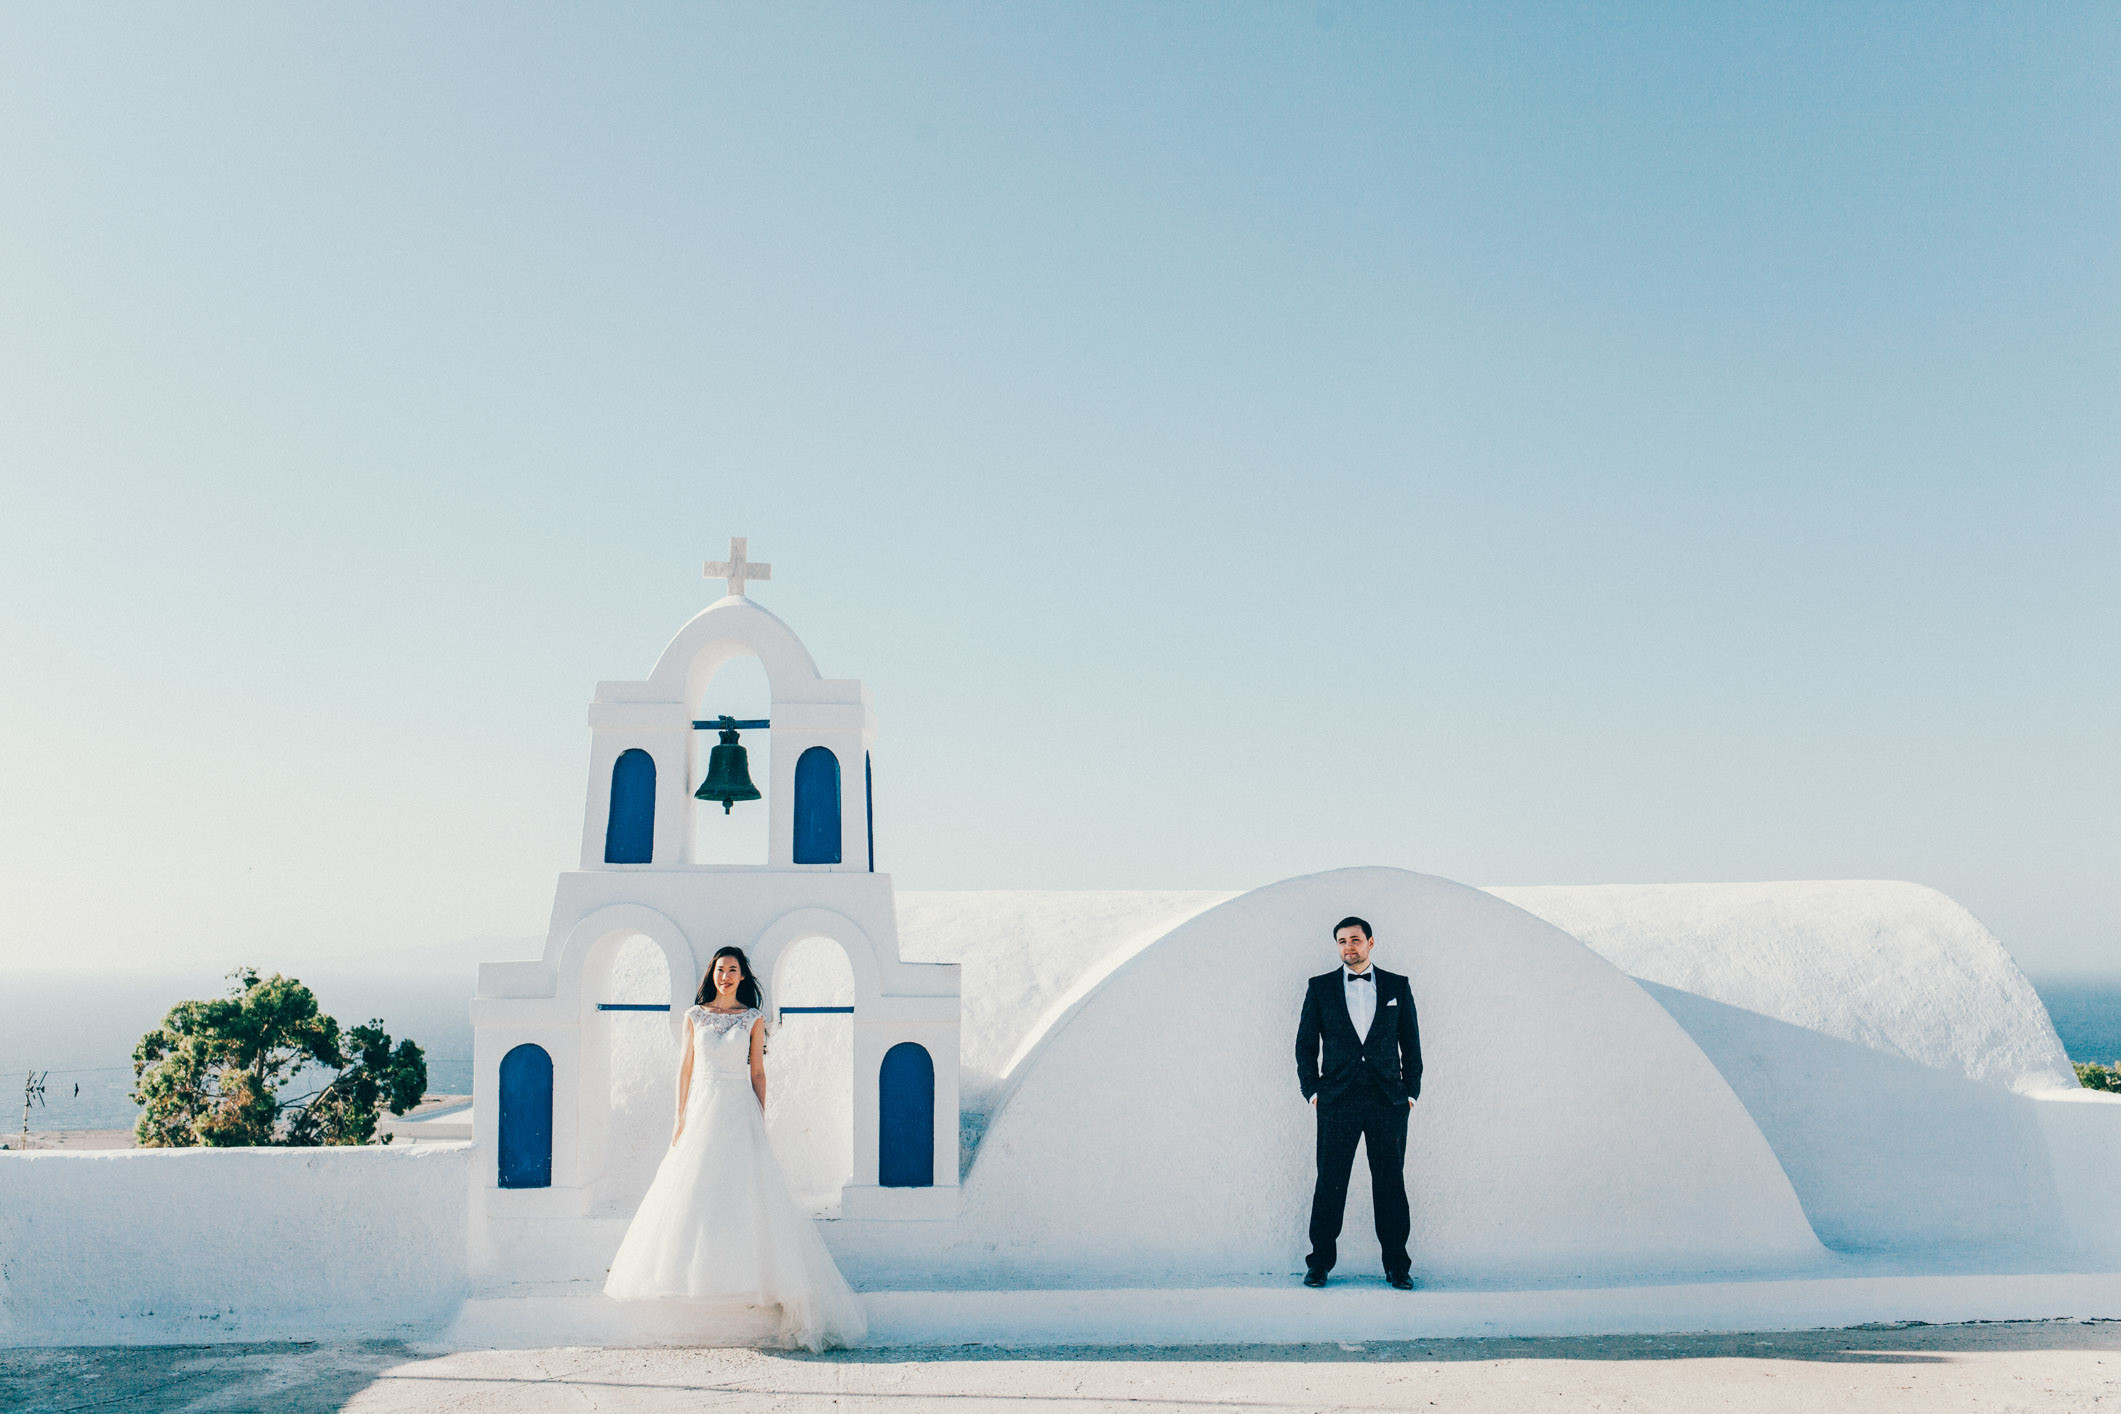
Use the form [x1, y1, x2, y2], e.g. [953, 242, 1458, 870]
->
[466, 540, 962, 1309]
[8, 540, 2121, 1349]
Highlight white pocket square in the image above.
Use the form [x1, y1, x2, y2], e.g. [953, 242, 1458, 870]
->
[1385, 999, 1397, 1007]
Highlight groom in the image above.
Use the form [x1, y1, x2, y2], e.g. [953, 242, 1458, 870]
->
[1294, 915, 1423, 1289]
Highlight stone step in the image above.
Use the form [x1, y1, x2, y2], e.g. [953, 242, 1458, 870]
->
[430, 1271, 2121, 1351]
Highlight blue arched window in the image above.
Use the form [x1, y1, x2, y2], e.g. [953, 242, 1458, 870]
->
[879, 1041, 934, 1188]
[497, 1043, 553, 1189]
[793, 746, 841, 864]
[603, 749, 655, 864]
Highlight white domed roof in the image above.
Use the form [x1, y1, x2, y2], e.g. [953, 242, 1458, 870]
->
[923, 868, 1823, 1285]
[1491, 880, 2075, 1093]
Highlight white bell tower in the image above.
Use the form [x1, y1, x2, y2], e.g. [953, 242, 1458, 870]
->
[466, 541, 962, 1297]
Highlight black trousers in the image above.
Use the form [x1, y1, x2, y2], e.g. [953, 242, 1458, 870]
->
[1306, 1083, 1411, 1279]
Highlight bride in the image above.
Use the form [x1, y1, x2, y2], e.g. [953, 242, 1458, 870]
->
[604, 946, 867, 1350]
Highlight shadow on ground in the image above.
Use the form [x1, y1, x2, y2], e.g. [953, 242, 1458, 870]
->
[0, 1342, 408, 1414]
[6, 1321, 2119, 1412]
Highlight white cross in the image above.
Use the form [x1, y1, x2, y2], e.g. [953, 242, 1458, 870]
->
[704, 537, 772, 598]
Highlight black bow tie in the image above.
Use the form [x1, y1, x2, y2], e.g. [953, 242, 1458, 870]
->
[1347, 971, 1373, 983]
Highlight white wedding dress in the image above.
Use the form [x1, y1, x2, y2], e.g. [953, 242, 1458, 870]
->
[603, 1005, 867, 1350]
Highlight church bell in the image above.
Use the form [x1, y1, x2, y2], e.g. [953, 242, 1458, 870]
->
[694, 727, 762, 813]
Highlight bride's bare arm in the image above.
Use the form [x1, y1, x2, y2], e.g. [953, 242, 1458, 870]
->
[671, 1022, 695, 1145]
[749, 1018, 768, 1110]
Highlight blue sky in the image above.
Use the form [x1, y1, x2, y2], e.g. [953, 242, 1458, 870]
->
[2, 4, 2116, 975]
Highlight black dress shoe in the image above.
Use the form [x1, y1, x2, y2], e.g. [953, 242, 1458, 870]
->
[1387, 1273, 1416, 1291]
[1303, 1271, 1327, 1288]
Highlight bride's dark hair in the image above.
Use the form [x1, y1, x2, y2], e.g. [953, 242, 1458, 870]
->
[696, 946, 762, 1010]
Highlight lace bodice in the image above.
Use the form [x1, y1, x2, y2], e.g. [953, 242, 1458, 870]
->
[687, 1003, 761, 1037]
[685, 1005, 764, 1076]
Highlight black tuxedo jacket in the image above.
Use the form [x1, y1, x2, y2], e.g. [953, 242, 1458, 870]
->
[1296, 966, 1423, 1107]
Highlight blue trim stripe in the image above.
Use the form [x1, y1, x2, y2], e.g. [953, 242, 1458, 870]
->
[781, 1005, 855, 1014]
[596, 1003, 671, 1012]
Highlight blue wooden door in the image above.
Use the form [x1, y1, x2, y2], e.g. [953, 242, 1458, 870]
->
[603, 749, 655, 864]
[879, 1042, 934, 1188]
[498, 1044, 553, 1189]
[792, 746, 841, 864]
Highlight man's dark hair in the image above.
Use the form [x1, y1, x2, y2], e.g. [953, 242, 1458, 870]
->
[1333, 916, 1372, 940]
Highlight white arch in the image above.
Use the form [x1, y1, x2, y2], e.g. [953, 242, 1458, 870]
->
[551, 903, 698, 1039]
[748, 905, 887, 1009]
[645, 597, 829, 711]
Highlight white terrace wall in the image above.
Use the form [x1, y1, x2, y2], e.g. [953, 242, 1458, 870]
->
[0, 1145, 469, 1346]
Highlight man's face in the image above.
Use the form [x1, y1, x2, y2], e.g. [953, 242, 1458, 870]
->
[1336, 926, 1374, 970]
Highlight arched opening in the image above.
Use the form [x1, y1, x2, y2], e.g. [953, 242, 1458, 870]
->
[586, 934, 679, 1214]
[497, 1044, 553, 1189]
[879, 1042, 935, 1188]
[604, 749, 655, 864]
[793, 746, 842, 864]
[693, 654, 770, 865]
[767, 935, 855, 1215]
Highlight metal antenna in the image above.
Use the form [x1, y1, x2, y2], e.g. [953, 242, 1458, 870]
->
[20, 1070, 47, 1150]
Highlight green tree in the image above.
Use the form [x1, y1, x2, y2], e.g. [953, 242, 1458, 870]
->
[131, 968, 427, 1147]
[2075, 1061, 2121, 1094]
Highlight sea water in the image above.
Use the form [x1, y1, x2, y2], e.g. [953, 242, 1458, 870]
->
[2034, 977, 2121, 1068]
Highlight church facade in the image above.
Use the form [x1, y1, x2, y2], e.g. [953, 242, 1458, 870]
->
[466, 541, 961, 1298]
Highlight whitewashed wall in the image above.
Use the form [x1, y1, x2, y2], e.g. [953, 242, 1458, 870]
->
[841, 868, 1829, 1287]
[767, 935, 857, 1214]
[586, 936, 682, 1218]
[0, 1144, 468, 1346]
[1492, 880, 2077, 1092]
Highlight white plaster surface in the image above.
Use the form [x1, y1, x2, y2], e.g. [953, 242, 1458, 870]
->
[847, 868, 1826, 1287]
[470, 866, 961, 1251]
[893, 890, 1236, 1114]
[1491, 880, 2076, 1092]
[15, 874, 2117, 1353]
[881, 878, 2087, 1270]
[0, 1144, 468, 1346]
[2034, 1088, 2121, 1268]
[765, 935, 857, 1213]
[586, 936, 679, 1218]
[1636, 981, 2074, 1260]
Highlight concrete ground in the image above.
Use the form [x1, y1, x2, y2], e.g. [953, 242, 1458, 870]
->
[6, 1322, 2120, 1413]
